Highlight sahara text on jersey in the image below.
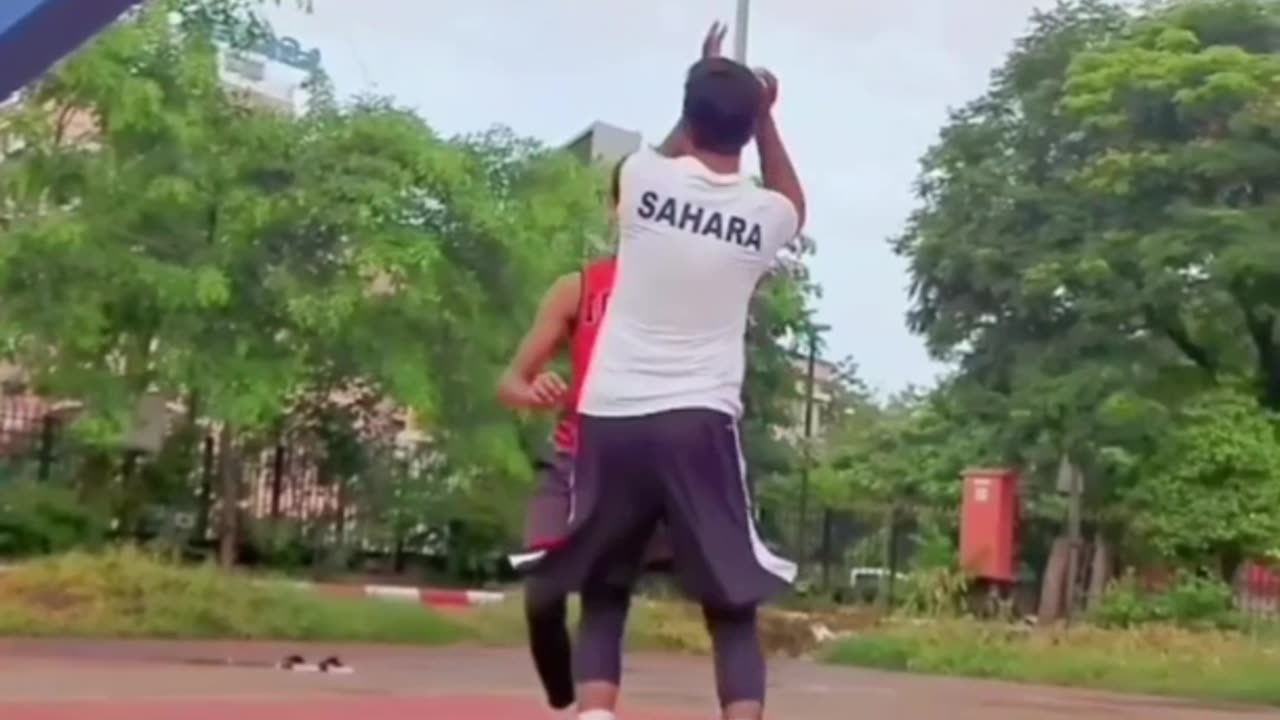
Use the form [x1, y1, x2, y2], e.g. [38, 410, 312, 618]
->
[636, 190, 763, 251]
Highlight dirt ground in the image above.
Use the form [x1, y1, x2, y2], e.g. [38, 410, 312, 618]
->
[0, 639, 1276, 719]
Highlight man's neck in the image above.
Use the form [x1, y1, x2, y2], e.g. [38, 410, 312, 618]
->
[688, 150, 740, 175]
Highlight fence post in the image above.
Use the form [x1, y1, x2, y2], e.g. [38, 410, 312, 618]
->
[37, 413, 56, 481]
[820, 507, 833, 590]
[195, 434, 214, 541]
[270, 440, 285, 520]
[884, 504, 901, 610]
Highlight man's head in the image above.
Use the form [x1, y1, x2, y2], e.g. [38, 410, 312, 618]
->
[680, 57, 762, 156]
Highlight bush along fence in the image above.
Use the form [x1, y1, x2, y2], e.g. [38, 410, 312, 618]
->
[5, 387, 1280, 623]
[0, 385, 517, 585]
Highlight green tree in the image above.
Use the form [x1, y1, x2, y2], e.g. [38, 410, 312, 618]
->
[1125, 387, 1280, 579]
[1057, 0, 1280, 409]
[894, 0, 1280, 574]
[0, 0, 607, 563]
[0, 0, 310, 538]
[816, 380, 993, 570]
[892, 0, 1140, 476]
[0, 0, 823, 574]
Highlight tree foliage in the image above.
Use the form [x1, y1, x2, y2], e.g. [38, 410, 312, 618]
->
[1126, 388, 1280, 576]
[0, 0, 820, 572]
[883, 0, 1280, 576]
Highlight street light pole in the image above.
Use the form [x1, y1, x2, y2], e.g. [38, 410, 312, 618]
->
[796, 329, 816, 576]
[796, 322, 829, 580]
[733, 0, 750, 62]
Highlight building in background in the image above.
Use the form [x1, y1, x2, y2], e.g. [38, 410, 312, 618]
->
[564, 121, 642, 166]
[775, 355, 843, 444]
[216, 31, 321, 116]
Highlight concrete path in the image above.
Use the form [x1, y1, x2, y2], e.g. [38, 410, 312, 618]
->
[0, 640, 1275, 719]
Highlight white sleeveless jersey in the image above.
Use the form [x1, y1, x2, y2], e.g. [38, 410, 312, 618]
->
[578, 148, 800, 418]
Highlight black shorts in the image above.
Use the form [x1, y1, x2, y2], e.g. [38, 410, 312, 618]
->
[511, 449, 672, 572]
[533, 408, 795, 609]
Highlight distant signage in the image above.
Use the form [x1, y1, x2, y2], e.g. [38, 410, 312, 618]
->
[213, 27, 322, 73]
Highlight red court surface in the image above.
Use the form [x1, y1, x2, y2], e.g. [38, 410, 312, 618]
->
[0, 640, 1276, 719]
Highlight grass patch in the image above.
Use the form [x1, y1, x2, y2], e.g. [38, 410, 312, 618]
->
[826, 618, 1280, 707]
[0, 548, 467, 645]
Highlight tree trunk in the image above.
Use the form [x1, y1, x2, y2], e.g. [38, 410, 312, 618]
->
[1086, 532, 1111, 610]
[1038, 537, 1070, 624]
[392, 532, 406, 574]
[1218, 545, 1244, 586]
[119, 449, 141, 539]
[217, 424, 240, 568]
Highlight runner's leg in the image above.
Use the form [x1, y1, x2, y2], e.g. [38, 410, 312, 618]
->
[703, 603, 765, 718]
[651, 409, 796, 720]
[521, 452, 575, 709]
[573, 580, 631, 712]
[562, 414, 662, 717]
[526, 576, 573, 709]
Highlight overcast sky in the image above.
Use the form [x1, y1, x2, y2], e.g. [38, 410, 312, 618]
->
[261, 0, 1057, 395]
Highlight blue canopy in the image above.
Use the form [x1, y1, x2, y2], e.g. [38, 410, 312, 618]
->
[0, 0, 144, 100]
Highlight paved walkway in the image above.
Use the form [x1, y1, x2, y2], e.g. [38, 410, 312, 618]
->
[0, 640, 1275, 719]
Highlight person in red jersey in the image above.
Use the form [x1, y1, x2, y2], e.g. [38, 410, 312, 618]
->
[501, 255, 617, 550]
[499, 251, 668, 714]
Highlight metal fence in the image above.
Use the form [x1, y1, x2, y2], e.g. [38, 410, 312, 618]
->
[0, 395, 60, 480]
[0, 389, 461, 575]
[1235, 561, 1280, 617]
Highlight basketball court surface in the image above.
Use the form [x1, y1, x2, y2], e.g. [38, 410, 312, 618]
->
[0, 640, 1274, 719]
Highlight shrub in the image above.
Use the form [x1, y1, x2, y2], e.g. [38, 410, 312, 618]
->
[0, 480, 107, 557]
[826, 618, 1280, 706]
[1090, 569, 1238, 630]
[898, 566, 969, 617]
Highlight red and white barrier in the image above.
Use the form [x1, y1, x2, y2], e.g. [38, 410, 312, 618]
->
[0, 566, 506, 610]
[364, 584, 506, 608]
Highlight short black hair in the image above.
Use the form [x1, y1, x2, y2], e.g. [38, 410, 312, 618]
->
[681, 57, 762, 155]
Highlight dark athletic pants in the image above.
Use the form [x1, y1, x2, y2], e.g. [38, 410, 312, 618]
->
[520, 451, 672, 710]
[534, 409, 796, 708]
[521, 452, 576, 709]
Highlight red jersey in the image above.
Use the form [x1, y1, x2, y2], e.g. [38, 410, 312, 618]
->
[551, 258, 616, 453]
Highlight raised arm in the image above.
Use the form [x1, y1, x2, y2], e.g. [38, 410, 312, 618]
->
[754, 70, 806, 230]
[656, 21, 730, 157]
[496, 272, 580, 410]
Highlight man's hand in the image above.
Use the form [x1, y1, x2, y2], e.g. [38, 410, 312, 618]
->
[702, 21, 728, 59]
[755, 68, 778, 117]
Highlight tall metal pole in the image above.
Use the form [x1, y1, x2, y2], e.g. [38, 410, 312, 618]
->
[733, 0, 750, 63]
[796, 328, 817, 576]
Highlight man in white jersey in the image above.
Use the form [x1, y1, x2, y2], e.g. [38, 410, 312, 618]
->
[530, 21, 806, 720]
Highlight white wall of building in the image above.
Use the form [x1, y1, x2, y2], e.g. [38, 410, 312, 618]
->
[218, 47, 309, 115]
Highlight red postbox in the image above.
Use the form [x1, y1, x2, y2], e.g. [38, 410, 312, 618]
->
[959, 468, 1019, 583]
